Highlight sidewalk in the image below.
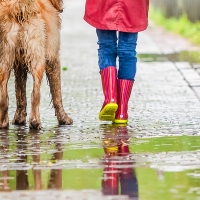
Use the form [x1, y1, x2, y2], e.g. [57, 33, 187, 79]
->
[59, 0, 200, 137]
[1, 1, 200, 199]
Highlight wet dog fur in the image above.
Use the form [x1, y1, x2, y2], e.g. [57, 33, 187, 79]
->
[0, 0, 73, 129]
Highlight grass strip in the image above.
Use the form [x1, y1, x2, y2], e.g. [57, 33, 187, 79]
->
[149, 6, 200, 45]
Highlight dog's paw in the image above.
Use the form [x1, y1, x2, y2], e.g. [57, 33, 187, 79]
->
[29, 119, 42, 130]
[0, 117, 9, 129]
[0, 122, 9, 129]
[12, 111, 27, 125]
[12, 118, 26, 125]
[59, 115, 73, 125]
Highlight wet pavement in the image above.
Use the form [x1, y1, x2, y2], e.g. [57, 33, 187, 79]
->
[1, 0, 200, 199]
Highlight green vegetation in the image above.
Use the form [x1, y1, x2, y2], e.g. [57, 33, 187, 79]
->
[149, 6, 200, 45]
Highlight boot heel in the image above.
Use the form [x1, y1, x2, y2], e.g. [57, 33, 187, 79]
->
[99, 103, 118, 121]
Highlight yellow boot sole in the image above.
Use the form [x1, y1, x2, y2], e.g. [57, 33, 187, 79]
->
[99, 103, 118, 121]
[113, 119, 128, 124]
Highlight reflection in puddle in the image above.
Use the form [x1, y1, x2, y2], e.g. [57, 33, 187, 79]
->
[138, 50, 200, 65]
[101, 125, 138, 198]
[0, 125, 139, 199]
[0, 125, 200, 199]
[0, 130, 10, 192]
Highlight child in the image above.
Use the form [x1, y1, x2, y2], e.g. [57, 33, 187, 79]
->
[84, 0, 149, 124]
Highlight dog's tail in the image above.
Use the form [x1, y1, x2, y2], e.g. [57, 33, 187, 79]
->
[49, 0, 63, 13]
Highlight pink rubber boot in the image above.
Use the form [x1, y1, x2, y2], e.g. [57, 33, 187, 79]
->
[99, 66, 118, 121]
[114, 79, 133, 124]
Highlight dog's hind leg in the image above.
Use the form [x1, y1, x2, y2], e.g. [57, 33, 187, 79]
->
[0, 69, 11, 128]
[0, 22, 18, 128]
[46, 59, 73, 125]
[12, 64, 28, 125]
[44, 12, 73, 126]
[22, 19, 46, 129]
[29, 61, 45, 130]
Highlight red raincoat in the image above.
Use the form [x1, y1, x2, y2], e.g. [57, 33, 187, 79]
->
[84, 0, 149, 33]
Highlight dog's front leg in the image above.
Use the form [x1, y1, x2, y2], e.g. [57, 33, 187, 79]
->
[29, 63, 45, 129]
[46, 59, 73, 125]
[0, 69, 11, 129]
[12, 64, 28, 125]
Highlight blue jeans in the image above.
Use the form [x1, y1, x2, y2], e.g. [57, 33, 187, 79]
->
[96, 29, 138, 81]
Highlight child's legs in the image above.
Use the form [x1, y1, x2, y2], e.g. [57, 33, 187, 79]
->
[117, 32, 138, 81]
[96, 29, 117, 71]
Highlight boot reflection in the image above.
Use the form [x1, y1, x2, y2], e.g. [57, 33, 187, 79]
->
[102, 125, 138, 198]
[0, 131, 11, 191]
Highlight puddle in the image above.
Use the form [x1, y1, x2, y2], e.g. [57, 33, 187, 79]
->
[138, 50, 200, 66]
[0, 125, 200, 199]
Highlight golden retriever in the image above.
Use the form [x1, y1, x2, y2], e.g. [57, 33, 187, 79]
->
[0, 0, 73, 129]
